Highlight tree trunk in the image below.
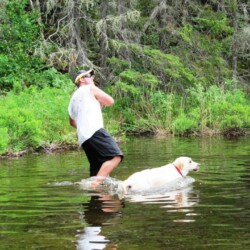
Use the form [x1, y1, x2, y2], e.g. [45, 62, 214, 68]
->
[67, 0, 92, 74]
[158, 3, 168, 51]
[231, 0, 238, 89]
[100, 0, 109, 69]
[117, 0, 131, 60]
[29, 0, 45, 43]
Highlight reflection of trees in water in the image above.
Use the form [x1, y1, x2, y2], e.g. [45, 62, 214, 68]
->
[76, 194, 124, 250]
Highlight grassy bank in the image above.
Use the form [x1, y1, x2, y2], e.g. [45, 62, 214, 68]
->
[0, 83, 249, 156]
[108, 80, 250, 137]
[0, 85, 74, 156]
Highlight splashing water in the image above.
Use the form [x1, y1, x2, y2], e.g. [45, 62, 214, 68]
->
[49, 181, 74, 186]
[49, 176, 195, 197]
[75, 176, 195, 197]
[76, 177, 123, 194]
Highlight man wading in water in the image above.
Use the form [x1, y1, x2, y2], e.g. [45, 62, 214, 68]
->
[68, 69, 123, 184]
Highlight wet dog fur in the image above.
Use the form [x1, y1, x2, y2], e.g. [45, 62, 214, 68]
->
[119, 157, 199, 194]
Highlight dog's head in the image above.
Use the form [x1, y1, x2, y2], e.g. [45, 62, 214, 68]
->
[173, 157, 200, 176]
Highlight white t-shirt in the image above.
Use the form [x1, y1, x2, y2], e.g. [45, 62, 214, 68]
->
[68, 85, 103, 145]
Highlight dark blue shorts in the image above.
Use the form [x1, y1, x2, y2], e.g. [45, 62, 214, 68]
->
[81, 128, 123, 176]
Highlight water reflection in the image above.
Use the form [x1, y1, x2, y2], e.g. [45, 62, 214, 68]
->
[1, 136, 249, 249]
[76, 194, 124, 250]
[126, 185, 200, 222]
[75, 175, 200, 250]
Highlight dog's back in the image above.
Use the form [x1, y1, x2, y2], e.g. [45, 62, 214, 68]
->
[120, 164, 182, 194]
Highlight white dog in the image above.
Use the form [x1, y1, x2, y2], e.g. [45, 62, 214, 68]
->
[119, 157, 199, 194]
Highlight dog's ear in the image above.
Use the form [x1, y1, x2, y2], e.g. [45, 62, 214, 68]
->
[174, 157, 184, 170]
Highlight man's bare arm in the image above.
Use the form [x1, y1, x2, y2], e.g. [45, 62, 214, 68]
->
[91, 85, 114, 107]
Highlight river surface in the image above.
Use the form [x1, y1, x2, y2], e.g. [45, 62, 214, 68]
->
[0, 136, 249, 250]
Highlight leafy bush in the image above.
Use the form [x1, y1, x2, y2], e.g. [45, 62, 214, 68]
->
[0, 127, 9, 154]
[0, 86, 74, 154]
[173, 112, 198, 135]
[0, 0, 44, 91]
[187, 84, 250, 134]
[110, 73, 250, 136]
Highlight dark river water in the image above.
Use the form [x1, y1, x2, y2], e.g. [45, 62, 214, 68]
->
[0, 136, 249, 250]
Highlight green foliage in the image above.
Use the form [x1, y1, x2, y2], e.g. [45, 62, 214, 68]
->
[142, 20, 160, 48]
[109, 77, 250, 135]
[210, 89, 249, 130]
[0, 0, 250, 155]
[0, 0, 43, 90]
[178, 24, 193, 44]
[34, 68, 72, 89]
[0, 127, 9, 154]
[144, 49, 197, 88]
[106, 57, 130, 75]
[173, 112, 198, 135]
[1, 79, 250, 155]
[194, 9, 233, 38]
[187, 83, 250, 133]
[0, 86, 74, 154]
[110, 69, 160, 106]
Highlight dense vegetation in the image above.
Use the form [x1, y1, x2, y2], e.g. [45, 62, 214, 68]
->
[0, 0, 249, 155]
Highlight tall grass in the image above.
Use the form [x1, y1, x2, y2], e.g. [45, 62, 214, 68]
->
[0, 81, 249, 155]
[107, 82, 250, 136]
[0, 85, 75, 154]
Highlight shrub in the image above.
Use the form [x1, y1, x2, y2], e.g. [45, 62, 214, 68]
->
[173, 112, 198, 135]
[0, 127, 9, 154]
[0, 86, 73, 154]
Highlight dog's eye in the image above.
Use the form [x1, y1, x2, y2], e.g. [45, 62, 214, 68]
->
[189, 160, 192, 163]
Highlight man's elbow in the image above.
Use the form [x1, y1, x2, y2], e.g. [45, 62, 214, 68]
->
[106, 97, 114, 106]
[69, 117, 77, 128]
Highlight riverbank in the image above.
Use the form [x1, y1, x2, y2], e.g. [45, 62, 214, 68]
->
[0, 85, 249, 158]
[1, 128, 249, 159]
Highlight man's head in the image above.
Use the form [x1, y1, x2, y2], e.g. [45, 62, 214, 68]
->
[74, 69, 94, 85]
